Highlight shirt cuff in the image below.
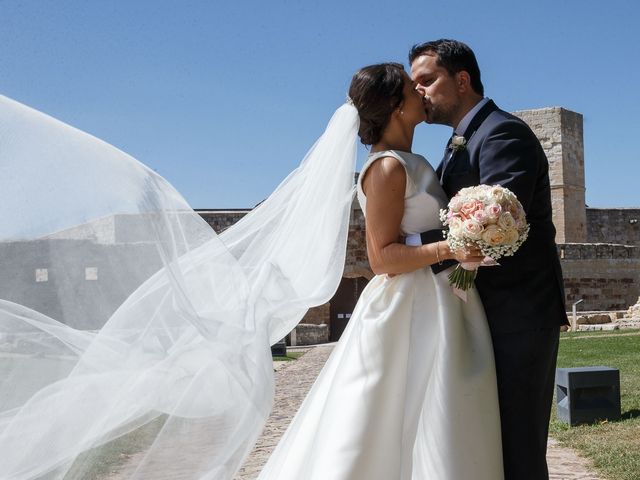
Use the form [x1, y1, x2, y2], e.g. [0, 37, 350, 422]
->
[405, 233, 422, 246]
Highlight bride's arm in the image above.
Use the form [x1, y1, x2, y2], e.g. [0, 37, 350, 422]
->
[362, 156, 482, 275]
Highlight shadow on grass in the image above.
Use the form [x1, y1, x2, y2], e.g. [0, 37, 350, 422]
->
[620, 409, 640, 421]
[554, 409, 640, 429]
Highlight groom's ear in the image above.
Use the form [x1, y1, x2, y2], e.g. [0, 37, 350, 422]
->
[455, 71, 472, 94]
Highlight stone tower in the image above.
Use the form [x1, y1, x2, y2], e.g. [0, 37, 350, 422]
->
[513, 107, 587, 243]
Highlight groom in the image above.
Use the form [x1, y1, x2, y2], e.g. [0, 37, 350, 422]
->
[409, 39, 569, 480]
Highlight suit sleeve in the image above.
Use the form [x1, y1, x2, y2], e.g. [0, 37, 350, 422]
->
[478, 120, 540, 213]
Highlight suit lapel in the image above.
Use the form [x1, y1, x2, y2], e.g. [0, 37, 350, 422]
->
[460, 99, 498, 140]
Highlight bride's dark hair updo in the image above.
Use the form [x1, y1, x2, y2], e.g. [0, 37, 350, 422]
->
[348, 63, 406, 146]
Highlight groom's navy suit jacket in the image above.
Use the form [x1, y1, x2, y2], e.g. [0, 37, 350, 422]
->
[427, 100, 569, 334]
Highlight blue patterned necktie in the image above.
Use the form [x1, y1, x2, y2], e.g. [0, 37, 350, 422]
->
[439, 133, 456, 182]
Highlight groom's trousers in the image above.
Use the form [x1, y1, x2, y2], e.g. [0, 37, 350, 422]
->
[491, 326, 560, 480]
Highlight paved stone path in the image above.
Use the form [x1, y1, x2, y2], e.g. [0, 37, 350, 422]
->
[236, 345, 603, 480]
[234, 346, 334, 479]
[547, 438, 602, 480]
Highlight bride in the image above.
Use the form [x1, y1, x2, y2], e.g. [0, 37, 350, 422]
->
[256, 63, 503, 479]
[0, 62, 501, 480]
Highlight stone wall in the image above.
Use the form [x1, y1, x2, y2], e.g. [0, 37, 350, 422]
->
[344, 199, 373, 279]
[291, 323, 329, 346]
[559, 243, 640, 311]
[301, 303, 329, 325]
[196, 201, 373, 280]
[586, 208, 640, 246]
[194, 202, 640, 316]
[196, 209, 249, 233]
[196, 202, 373, 339]
[513, 107, 587, 243]
[0, 238, 163, 330]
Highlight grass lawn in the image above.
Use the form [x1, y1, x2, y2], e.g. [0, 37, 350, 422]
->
[549, 328, 640, 480]
[272, 351, 305, 362]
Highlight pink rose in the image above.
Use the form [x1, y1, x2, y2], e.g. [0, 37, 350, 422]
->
[473, 209, 489, 224]
[485, 203, 502, 221]
[460, 200, 484, 218]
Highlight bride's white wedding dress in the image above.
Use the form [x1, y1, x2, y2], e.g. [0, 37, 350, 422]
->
[257, 150, 504, 480]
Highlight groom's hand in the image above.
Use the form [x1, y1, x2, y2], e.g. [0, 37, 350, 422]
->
[449, 246, 484, 264]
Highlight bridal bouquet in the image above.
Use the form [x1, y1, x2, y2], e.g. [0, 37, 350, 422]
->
[439, 185, 530, 290]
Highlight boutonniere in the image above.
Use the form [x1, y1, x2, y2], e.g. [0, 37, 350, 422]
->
[449, 135, 467, 152]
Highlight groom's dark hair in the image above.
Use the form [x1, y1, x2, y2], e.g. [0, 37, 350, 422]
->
[409, 39, 484, 96]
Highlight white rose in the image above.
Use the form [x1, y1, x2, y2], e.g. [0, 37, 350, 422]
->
[448, 217, 464, 237]
[489, 185, 506, 202]
[457, 187, 472, 198]
[450, 135, 466, 150]
[449, 196, 465, 213]
[481, 225, 507, 246]
[504, 228, 520, 245]
[462, 219, 484, 240]
[497, 212, 516, 230]
[514, 205, 527, 227]
[502, 187, 517, 202]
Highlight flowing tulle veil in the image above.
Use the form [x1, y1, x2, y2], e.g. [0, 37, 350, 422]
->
[0, 95, 358, 479]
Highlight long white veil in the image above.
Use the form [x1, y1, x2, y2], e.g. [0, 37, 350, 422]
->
[0, 95, 358, 479]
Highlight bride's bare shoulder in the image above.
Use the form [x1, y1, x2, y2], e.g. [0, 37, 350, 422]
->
[361, 155, 406, 197]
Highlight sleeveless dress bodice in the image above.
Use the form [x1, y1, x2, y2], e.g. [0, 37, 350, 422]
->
[357, 150, 449, 234]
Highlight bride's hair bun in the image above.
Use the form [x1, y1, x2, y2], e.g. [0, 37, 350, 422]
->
[348, 63, 405, 146]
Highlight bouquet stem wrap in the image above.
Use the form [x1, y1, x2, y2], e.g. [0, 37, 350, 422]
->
[448, 262, 480, 290]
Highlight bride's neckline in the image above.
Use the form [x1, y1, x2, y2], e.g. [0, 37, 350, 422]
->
[368, 149, 418, 156]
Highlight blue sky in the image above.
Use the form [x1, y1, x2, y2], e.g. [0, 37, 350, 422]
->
[1, 0, 638, 208]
